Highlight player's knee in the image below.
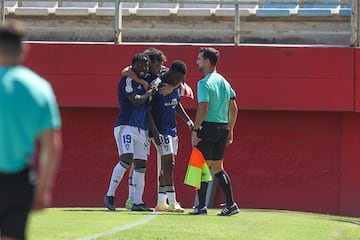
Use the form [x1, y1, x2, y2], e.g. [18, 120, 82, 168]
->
[209, 160, 223, 174]
[210, 164, 222, 174]
[119, 160, 130, 169]
[133, 159, 147, 173]
[119, 157, 132, 169]
[120, 153, 134, 168]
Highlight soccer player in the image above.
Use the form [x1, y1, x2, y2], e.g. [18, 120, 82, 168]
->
[121, 48, 168, 209]
[104, 53, 156, 212]
[0, 20, 62, 239]
[148, 60, 193, 213]
[189, 47, 240, 216]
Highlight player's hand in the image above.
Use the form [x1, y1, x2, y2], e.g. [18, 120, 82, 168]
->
[32, 187, 52, 211]
[154, 133, 164, 145]
[141, 80, 150, 91]
[158, 83, 174, 96]
[226, 131, 234, 147]
[191, 131, 201, 146]
[147, 88, 157, 96]
[150, 78, 161, 91]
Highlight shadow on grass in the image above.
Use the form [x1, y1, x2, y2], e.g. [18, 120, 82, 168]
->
[326, 218, 360, 226]
[61, 208, 128, 213]
[245, 208, 360, 226]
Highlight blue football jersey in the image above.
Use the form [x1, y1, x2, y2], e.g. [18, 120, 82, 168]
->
[150, 77, 180, 137]
[115, 76, 150, 131]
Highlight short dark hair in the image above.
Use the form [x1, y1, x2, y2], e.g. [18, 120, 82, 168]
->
[143, 48, 167, 64]
[199, 47, 219, 67]
[0, 20, 26, 57]
[169, 60, 187, 84]
[170, 60, 187, 75]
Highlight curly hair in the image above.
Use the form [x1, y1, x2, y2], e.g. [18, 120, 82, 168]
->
[143, 48, 167, 64]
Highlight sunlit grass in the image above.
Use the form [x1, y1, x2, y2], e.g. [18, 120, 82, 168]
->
[27, 208, 360, 240]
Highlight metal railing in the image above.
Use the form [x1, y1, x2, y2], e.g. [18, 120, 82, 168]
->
[351, 0, 359, 46]
[0, 0, 358, 46]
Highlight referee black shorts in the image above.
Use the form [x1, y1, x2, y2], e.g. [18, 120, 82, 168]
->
[0, 167, 35, 239]
[196, 121, 230, 161]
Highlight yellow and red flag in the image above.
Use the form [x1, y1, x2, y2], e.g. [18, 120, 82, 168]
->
[184, 147, 212, 188]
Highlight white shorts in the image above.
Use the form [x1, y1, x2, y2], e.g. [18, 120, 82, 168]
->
[152, 135, 178, 156]
[114, 125, 150, 160]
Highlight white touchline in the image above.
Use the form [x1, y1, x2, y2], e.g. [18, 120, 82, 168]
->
[76, 212, 160, 240]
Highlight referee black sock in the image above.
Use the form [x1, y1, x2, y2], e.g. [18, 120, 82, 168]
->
[215, 170, 234, 207]
[197, 181, 208, 209]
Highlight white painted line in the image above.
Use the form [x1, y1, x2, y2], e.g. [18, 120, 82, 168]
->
[76, 212, 160, 240]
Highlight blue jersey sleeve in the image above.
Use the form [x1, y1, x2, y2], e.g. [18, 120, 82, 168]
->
[121, 77, 139, 99]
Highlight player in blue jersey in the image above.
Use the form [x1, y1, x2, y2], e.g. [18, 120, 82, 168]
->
[104, 53, 157, 212]
[121, 48, 168, 209]
[0, 20, 62, 239]
[148, 61, 194, 213]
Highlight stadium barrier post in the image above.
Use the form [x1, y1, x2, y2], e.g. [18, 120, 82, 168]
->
[0, 0, 4, 23]
[114, 0, 122, 44]
[351, 0, 359, 46]
[234, 0, 240, 46]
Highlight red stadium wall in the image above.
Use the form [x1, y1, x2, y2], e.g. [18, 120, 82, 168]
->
[24, 43, 360, 217]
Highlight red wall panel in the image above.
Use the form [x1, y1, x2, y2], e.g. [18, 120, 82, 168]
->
[53, 108, 342, 215]
[52, 107, 119, 206]
[355, 48, 360, 112]
[339, 113, 360, 216]
[24, 44, 354, 111]
[226, 111, 341, 213]
[222, 46, 355, 111]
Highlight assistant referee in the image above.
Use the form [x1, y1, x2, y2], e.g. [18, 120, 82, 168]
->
[189, 47, 240, 216]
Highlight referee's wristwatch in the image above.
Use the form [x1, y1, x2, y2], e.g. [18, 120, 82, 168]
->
[191, 127, 199, 133]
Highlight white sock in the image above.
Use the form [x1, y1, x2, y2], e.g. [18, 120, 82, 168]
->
[106, 163, 126, 197]
[128, 177, 135, 201]
[158, 192, 167, 204]
[167, 192, 176, 204]
[166, 186, 176, 204]
[133, 171, 145, 205]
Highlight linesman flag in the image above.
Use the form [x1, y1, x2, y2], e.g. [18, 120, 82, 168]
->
[184, 147, 212, 188]
[179, 82, 194, 99]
